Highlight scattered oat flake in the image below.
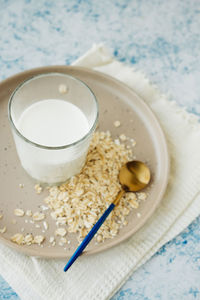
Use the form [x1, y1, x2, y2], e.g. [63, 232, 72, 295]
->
[34, 184, 43, 194]
[11, 233, 24, 245]
[49, 236, 55, 243]
[0, 214, 3, 220]
[35, 224, 41, 228]
[129, 199, 139, 209]
[56, 217, 67, 225]
[59, 237, 67, 246]
[50, 212, 57, 220]
[60, 237, 67, 244]
[114, 139, 120, 145]
[43, 221, 48, 230]
[24, 234, 33, 245]
[137, 192, 147, 201]
[137, 212, 141, 218]
[26, 210, 32, 217]
[0, 226, 6, 234]
[97, 235, 103, 243]
[114, 120, 121, 127]
[131, 139, 136, 146]
[39, 205, 49, 211]
[33, 212, 45, 221]
[21, 227, 25, 232]
[58, 84, 68, 94]
[55, 227, 67, 237]
[119, 134, 126, 141]
[34, 235, 45, 245]
[19, 183, 24, 188]
[123, 220, 128, 226]
[14, 208, 25, 217]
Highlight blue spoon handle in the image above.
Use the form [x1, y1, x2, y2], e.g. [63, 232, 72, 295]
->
[64, 202, 115, 272]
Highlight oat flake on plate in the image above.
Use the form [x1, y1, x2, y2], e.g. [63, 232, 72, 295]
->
[44, 131, 146, 243]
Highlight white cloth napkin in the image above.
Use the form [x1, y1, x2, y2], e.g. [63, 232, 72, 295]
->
[1, 44, 200, 300]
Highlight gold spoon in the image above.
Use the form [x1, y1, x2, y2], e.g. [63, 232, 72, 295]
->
[64, 160, 151, 272]
[113, 160, 151, 205]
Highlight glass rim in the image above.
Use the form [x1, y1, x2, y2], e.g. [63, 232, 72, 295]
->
[8, 72, 99, 150]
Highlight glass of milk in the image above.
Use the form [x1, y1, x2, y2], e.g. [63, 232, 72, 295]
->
[8, 73, 99, 184]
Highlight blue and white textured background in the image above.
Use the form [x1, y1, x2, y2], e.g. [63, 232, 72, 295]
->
[0, 0, 200, 299]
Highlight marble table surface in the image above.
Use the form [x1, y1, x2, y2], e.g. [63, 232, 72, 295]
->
[0, 0, 200, 299]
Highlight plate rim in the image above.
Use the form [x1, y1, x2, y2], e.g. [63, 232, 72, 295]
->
[0, 65, 170, 258]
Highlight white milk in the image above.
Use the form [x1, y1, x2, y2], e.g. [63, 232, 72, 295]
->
[15, 99, 90, 184]
[18, 99, 89, 146]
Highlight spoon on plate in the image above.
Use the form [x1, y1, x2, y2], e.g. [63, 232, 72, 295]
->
[64, 160, 151, 272]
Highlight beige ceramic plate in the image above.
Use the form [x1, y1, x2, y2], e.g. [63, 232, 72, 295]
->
[0, 66, 169, 258]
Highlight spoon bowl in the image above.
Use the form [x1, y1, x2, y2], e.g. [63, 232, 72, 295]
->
[119, 161, 151, 192]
